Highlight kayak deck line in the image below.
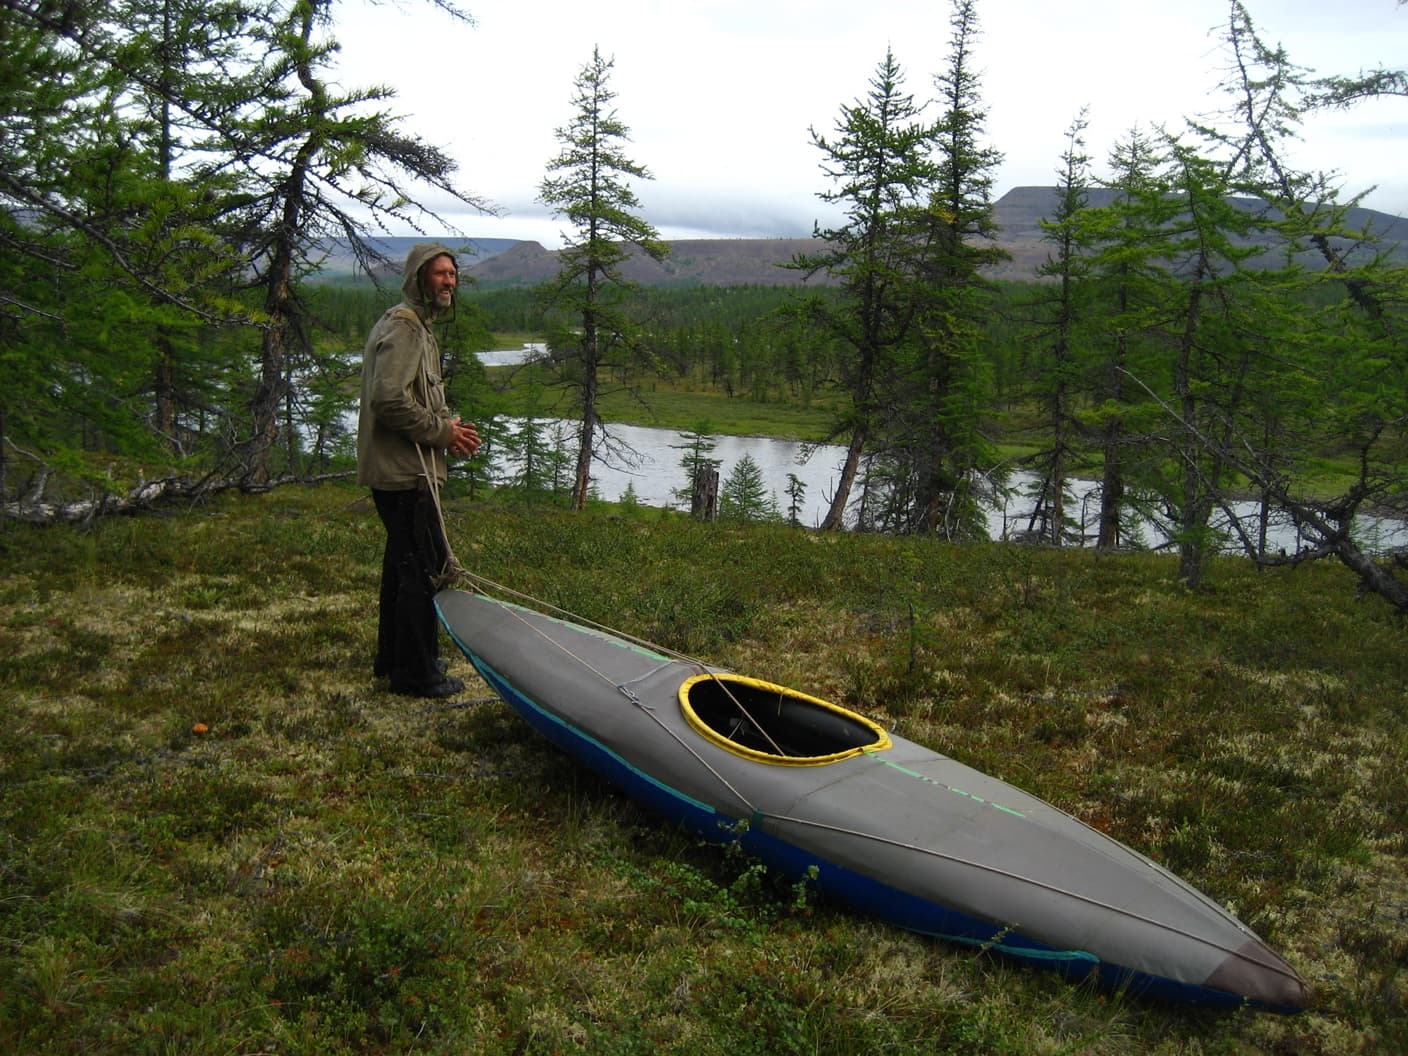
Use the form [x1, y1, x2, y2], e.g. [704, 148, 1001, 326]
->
[467, 653, 725, 819]
[483, 594, 811, 763]
[760, 810, 1299, 984]
[869, 754, 1030, 819]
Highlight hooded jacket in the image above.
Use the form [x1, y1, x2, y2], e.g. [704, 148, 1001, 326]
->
[356, 242, 458, 490]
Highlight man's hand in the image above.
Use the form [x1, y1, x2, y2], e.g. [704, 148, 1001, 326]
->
[449, 417, 481, 458]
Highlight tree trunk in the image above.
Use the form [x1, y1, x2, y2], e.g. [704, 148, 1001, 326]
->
[1097, 319, 1127, 550]
[1175, 283, 1207, 588]
[1336, 539, 1408, 613]
[3, 469, 353, 525]
[245, 2, 324, 490]
[1098, 440, 1123, 550]
[820, 426, 866, 531]
[1050, 399, 1067, 545]
[572, 328, 599, 511]
[245, 137, 314, 490]
[571, 270, 603, 511]
[691, 467, 718, 522]
[1097, 241, 1134, 550]
[572, 411, 595, 511]
[246, 280, 289, 488]
[919, 455, 959, 538]
[155, 333, 178, 454]
[0, 404, 7, 531]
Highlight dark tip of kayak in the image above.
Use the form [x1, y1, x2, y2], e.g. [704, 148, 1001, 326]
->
[1204, 938, 1309, 1013]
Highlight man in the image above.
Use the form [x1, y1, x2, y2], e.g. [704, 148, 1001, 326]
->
[357, 243, 481, 698]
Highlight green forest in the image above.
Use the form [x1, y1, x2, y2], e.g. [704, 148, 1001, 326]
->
[2, 0, 1405, 614]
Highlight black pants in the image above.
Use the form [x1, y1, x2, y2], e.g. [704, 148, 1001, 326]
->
[372, 486, 449, 690]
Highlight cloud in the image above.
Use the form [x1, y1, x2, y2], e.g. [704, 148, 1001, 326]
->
[334, 0, 1408, 244]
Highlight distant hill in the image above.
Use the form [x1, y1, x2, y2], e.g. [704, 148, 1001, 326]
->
[316, 235, 520, 278]
[986, 186, 1408, 280]
[465, 237, 825, 288]
[457, 187, 1406, 288]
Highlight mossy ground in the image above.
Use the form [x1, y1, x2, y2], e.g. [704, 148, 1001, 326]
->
[1, 484, 1404, 1054]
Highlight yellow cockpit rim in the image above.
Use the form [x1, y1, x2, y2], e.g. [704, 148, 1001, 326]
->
[679, 672, 892, 766]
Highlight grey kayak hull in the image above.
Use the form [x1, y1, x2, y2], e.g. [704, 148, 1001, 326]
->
[436, 588, 1307, 1013]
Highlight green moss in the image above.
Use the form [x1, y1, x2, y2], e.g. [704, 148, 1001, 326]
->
[0, 482, 1404, 1054]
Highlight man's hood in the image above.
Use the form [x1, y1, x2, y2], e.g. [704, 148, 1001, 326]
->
[400, 242, 458, 316]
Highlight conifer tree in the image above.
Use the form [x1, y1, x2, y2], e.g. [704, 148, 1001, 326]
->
[112, 0, 260, 454]
[789, 48, 939, 530]
[1159, 140, 1268, 586]
[898, 0, 1007, 538]
[497, 417, 574, 503]
[719, 454, 779, 524]
[233, 0, 493, 487]
[784, 473, 808, 527]
[1080, 127, 1171, 550]
[1026, 109, 1093, 545]
[1, 0, 252, 496]
[1186, 1, 1408, 608]
[538, 46, 667, 511]
[1, 0, 493, 498]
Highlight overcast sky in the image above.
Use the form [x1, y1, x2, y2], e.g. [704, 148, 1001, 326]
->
[333, 0, 1407, 248]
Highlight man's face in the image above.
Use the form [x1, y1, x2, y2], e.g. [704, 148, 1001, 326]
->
[422, 255, 458, 308]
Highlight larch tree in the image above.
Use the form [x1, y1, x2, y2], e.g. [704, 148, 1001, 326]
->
[1184, 0, 1408, 609]
[1, 0, 495, 511]
[1026, 109, 1093, 545]
[0, 0, 254, 505]
[537, 46, 667, 512]
[231, 0, 494, 488]
[900, 0, 1008, 538]
[112, 0, 259, 455]
[1080, 126, 1171, 552]
[1160, 139, 1269, 588]
[788, 47, 940, 531]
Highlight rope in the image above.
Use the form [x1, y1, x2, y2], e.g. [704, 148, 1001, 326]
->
[443, 568, 766, 812]
[399, 324, 781, 761]
[449, 565, 787, 759]
[769, 813, 1301, 975]
[415, 438, 465, 589]
[407, 332, 464, 589]
[393, 313, 777, 796]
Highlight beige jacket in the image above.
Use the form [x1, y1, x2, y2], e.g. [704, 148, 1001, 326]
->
[356, 242, 457, 490]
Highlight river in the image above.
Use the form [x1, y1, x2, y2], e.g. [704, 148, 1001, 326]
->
[474, 347, 1407, 555]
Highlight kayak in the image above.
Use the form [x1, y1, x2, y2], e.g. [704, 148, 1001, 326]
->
[435, 588, 1308, 1013]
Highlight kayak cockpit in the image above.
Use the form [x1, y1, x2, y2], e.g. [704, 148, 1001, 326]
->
[679, 673, 891, 765]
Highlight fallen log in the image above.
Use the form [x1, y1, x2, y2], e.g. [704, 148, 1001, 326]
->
[2, 470, 354, 526]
